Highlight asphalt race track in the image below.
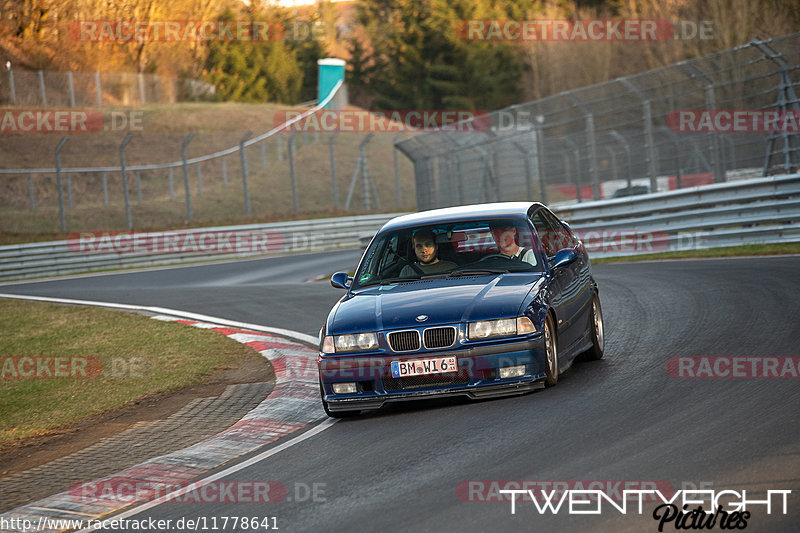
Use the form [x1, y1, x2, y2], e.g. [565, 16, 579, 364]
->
[2, 253, 799, 532]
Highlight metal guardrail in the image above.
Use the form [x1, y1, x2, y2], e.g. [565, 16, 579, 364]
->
[553, 174, 800, 257]
[1, 175, 798, 281]
[0, 213, 400, 281]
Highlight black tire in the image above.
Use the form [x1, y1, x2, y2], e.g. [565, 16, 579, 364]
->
[544, 314, 559, 387]
[320, 381, 361, 418]
[584, 293, 605, 361]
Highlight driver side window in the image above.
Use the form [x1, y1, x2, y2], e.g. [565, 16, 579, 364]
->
[540, 210, 576, 252]
[531, 211, 558, 256]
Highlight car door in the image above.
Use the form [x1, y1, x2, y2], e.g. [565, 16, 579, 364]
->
[530, 210, 575, 348]
[541, 208, 593, 350]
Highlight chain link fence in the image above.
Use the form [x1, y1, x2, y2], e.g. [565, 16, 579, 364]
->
[0, 82, 416, 234]
[397, 33, 800, 211]
[0, 69, 212, 106]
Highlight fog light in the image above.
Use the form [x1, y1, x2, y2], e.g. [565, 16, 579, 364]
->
[499, 365, 526, 379]
[332, 382, 358, 394]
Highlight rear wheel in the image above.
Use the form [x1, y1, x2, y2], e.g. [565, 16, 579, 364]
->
[584, 293, 605, 361]
[544, 314, 558, 387]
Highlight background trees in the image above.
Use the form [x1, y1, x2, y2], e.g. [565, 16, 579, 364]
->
[0, 0, 797, 107]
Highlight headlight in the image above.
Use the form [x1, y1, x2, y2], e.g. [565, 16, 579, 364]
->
[468, 317, 536, 339]
[332, 332, 378, 352]
[469, 318, 516, 339]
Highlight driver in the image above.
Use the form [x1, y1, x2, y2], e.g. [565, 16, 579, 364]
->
[489, 222, 537, 265]
[399, 229, 457, 277]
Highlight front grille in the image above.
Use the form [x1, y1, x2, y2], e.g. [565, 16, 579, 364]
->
[423, 327, 456, 349]
[387, 330, 421, 352]
[383, 373, 470, 391]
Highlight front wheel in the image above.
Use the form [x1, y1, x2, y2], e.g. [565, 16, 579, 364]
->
[584, 293, 605, 361]
[544, 314, 558, 387]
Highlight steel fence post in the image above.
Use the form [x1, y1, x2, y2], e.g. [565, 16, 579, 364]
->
[534, 124, 548, 205]
[604, 146, 618, 189]
[329, 132, 339, 208]
[28, 173, 35, 210]
[289, 132, 299, 213]
[38, 70, 46, 105]
[138, 73, 146, 104]
[680, 64, 724, 183]
[102, 171, 109, 205]
[393, 133, 404, 206]
[751, 37, 800, 175]
[120, 133, 134, 229]
[55, 136, 69, 231]
[620, 79, 658, 192]
[239, 131, 253, 215]
[181, 133, 195, 221]
[512, 141, 533, 200]
[95, 72, 102, 106]
[197, 163, 203, 196]
[168, 167, 174, 200]
[609, 130, 633, 188]
[562, 136, 583, 202]
[136, 170, 142, 202]
[67, 71, 76, 108]
[221, 155, 228, 185]
[67, 173, 73, 208]
[9, 69, 16, 105]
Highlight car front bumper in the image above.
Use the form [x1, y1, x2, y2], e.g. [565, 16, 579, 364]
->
[319, 337, 547, 412]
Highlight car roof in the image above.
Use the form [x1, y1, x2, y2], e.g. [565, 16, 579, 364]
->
[380, 202, 546, 232]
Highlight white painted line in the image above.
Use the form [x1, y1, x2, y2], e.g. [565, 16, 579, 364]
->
[28, 507, 96, 517]
[0, 293, 318, 345]
[73, 418, 337, 532]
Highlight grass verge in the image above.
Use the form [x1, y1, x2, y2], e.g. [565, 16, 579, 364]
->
[591, 242, 800, 264]
[0, 298, 260, 446]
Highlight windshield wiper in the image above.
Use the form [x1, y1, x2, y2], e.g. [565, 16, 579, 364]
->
[379, 277, 421, 285]
[447, 269, 509, 276]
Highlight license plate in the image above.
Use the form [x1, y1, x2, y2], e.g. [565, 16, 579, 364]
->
[391, 356, 457, 377]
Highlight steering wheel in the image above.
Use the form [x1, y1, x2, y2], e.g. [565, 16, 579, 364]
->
[478, 254, 512, 261]
[397, 257, 425, 275]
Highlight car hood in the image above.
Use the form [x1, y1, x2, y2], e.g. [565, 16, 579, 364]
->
[328, 274, 542, 334]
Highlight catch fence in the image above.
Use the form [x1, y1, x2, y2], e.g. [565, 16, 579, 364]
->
[397, 34, 800, 210]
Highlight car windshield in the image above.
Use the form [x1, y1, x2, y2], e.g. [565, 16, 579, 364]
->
[353, 219, 543, 289]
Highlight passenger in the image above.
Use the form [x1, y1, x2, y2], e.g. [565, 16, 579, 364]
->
[489, 222, 537, 265]
[399, 229, 457, 277]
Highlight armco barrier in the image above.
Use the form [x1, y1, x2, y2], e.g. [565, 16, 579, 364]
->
[0, 213, 401, 281]
[553, 174, 800, 258]
[1, 174, 799, 281]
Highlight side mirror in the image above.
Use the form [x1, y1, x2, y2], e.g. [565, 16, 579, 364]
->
[550, 248, 577, 270]
[330, 271, 352, 289]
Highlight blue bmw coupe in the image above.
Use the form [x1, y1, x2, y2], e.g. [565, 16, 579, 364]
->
[318, 202, 604, 417]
